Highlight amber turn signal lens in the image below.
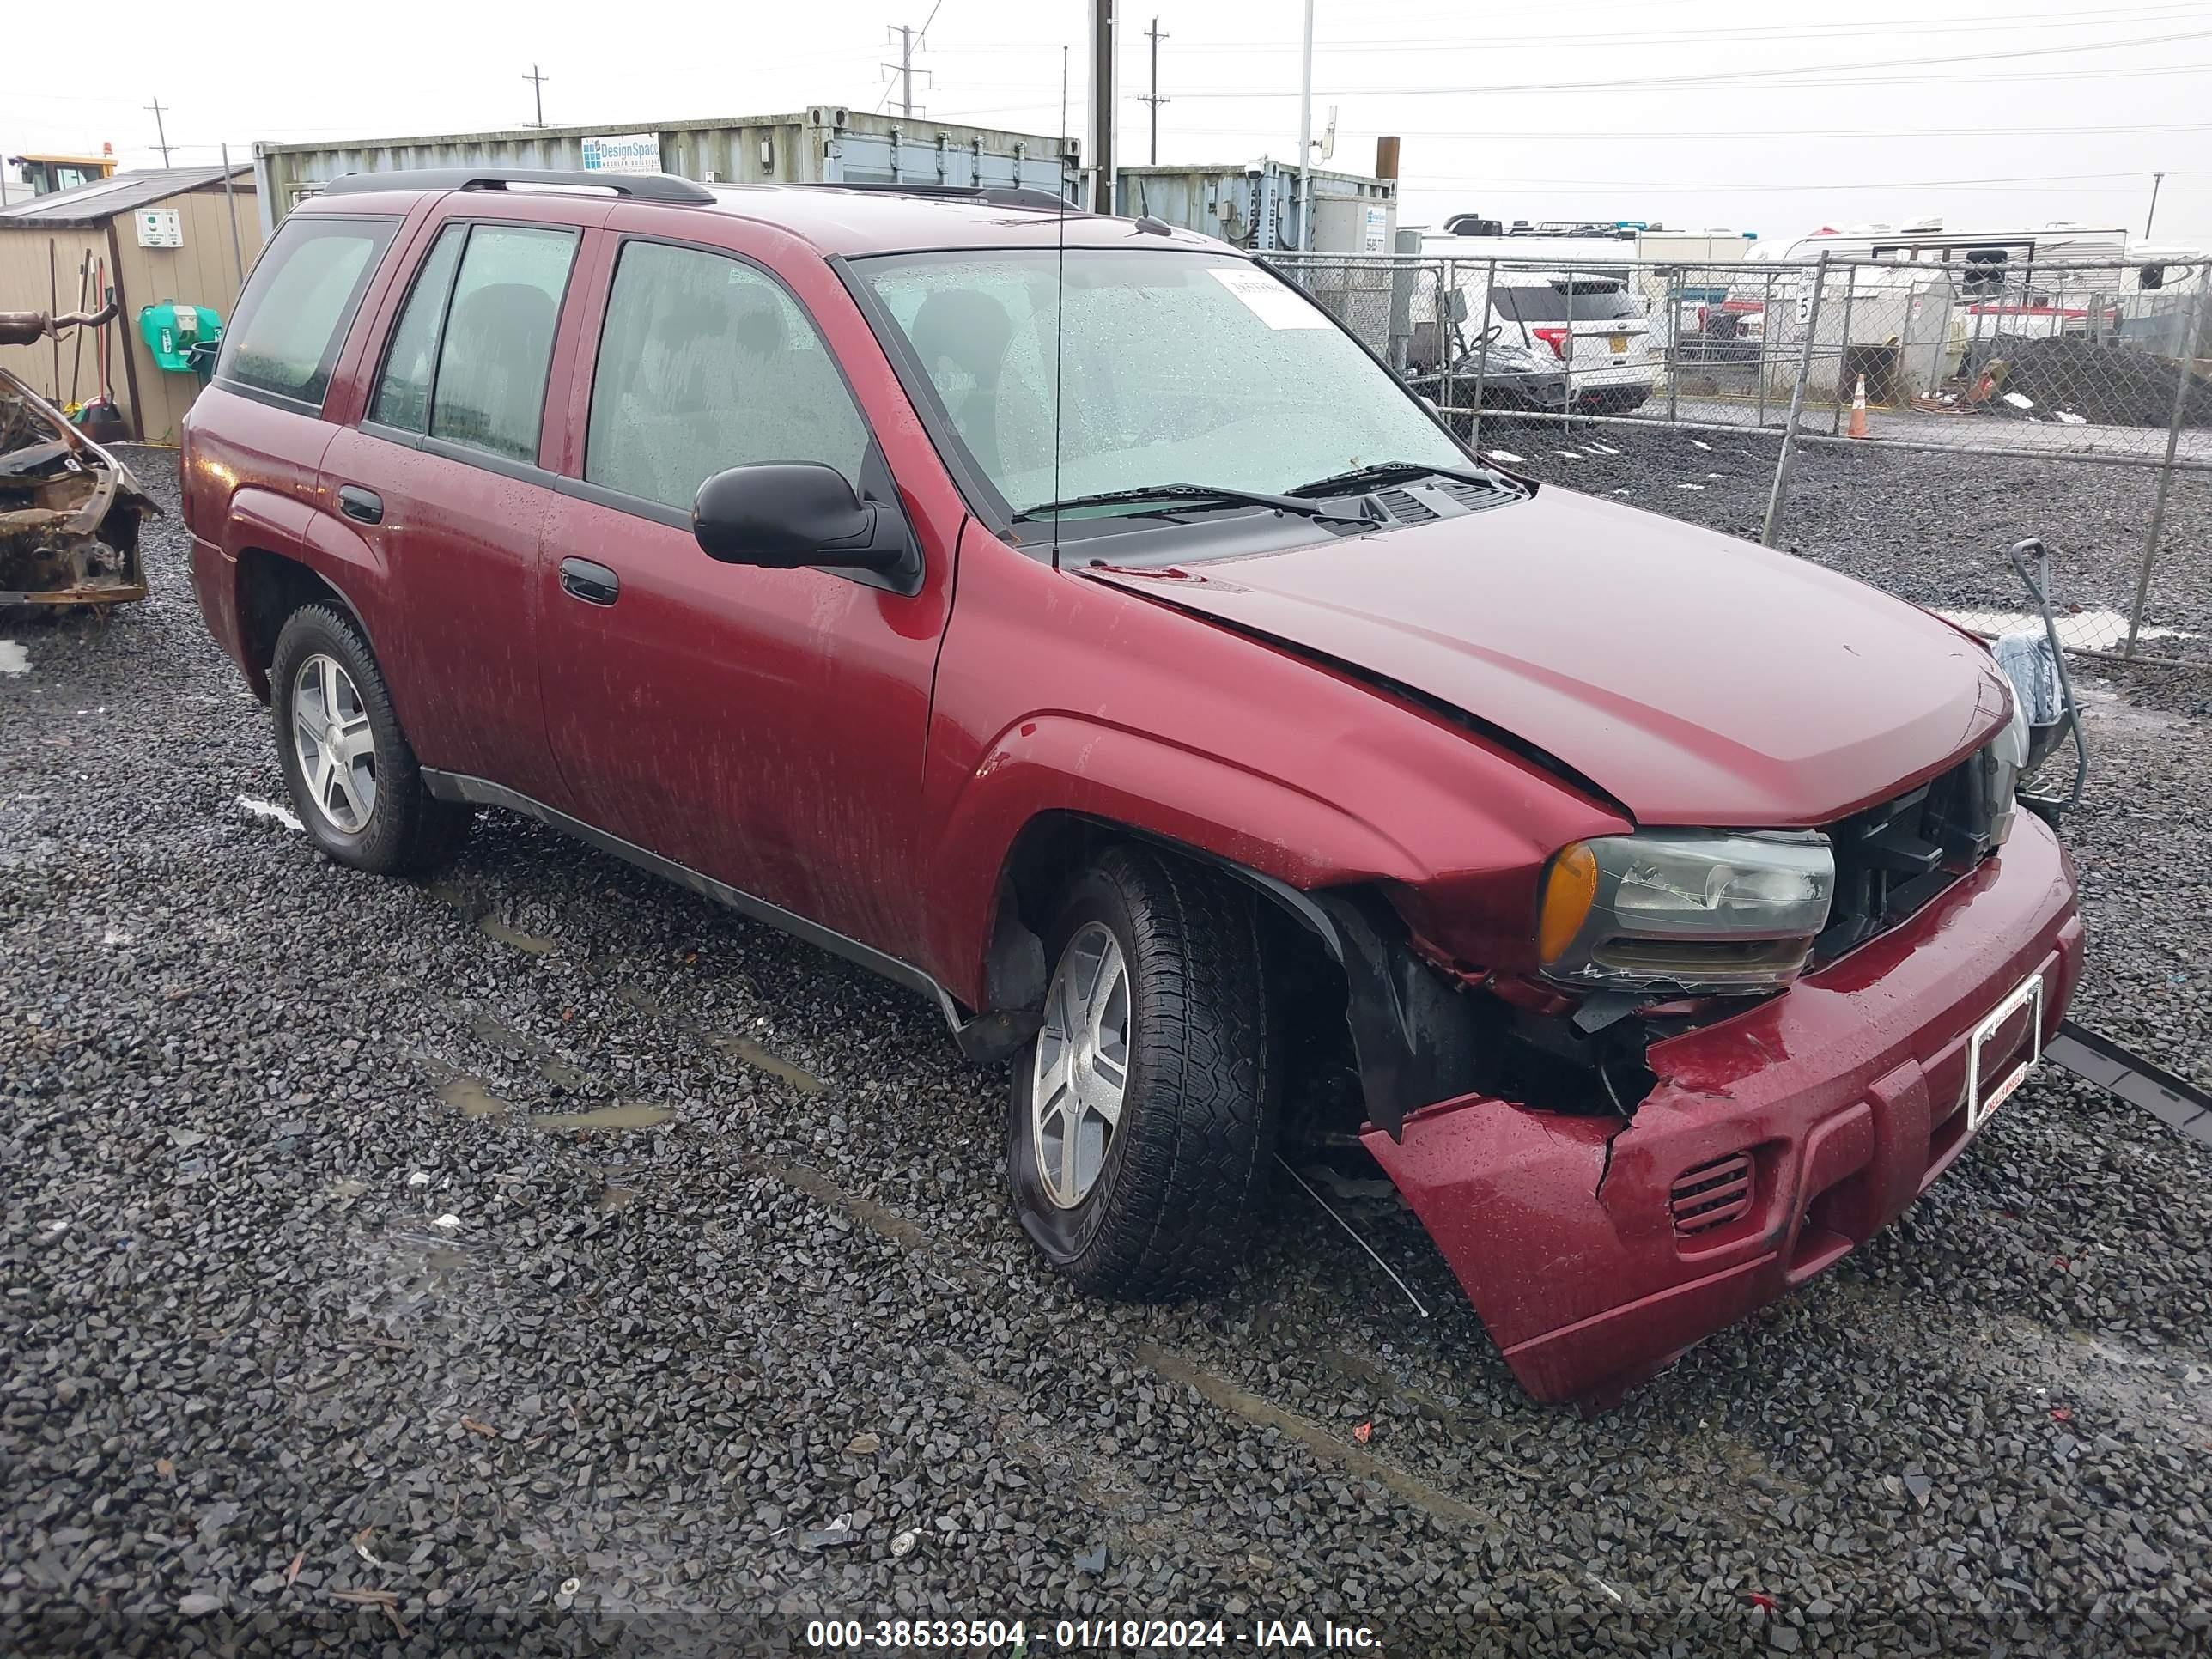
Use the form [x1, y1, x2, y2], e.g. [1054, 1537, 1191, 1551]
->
[1539, 842, 1600, 963]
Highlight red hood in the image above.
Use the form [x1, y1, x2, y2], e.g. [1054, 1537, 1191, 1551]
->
[1084, 489, 2010, 826]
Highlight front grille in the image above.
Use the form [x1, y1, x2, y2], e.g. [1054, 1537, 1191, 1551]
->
[1815, 754, 1999, 962]
[1671, 1152, 1754, 1235]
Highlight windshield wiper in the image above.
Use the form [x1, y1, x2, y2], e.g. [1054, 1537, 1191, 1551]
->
[1285, 460, 1516, 499]
[1016, 483, 1370, 527]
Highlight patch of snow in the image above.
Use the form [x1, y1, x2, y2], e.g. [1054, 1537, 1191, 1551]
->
[1675, 483, 1705, 491]
[236, 795, 304, 833]
[1936, 606, 2197, 649]
[1553, 449, 1583, 459]
[2054, 410, 2087, 425]
[0, 641, 30, 677]
[1690, 439, 1714, 450]
[2002, 391, 2036, 410]
[1485, 449, 1526, 463]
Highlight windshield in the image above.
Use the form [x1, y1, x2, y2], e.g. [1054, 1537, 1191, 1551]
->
[854, 248, 1467, 521]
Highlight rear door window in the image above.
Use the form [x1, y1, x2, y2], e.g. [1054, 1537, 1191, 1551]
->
[218, 216, 398, 407]
[368, 223, 466, 434]
[423, 224, 579, 464]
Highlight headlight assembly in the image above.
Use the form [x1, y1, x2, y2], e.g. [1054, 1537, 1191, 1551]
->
[1537, 831, 1836, 994]
[1982, 688, 2030, 846]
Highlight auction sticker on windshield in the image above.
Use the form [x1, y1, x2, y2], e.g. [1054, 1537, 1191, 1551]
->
[1208, 265, 1331, 329]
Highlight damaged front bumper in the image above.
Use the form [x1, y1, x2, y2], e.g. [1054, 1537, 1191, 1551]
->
[2, 365, 154, 608]
[1364, 809, 2081, 1405]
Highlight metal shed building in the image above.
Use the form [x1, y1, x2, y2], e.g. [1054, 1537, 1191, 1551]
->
[0, 165, 262, 443]
[254, 107, 1076, 231]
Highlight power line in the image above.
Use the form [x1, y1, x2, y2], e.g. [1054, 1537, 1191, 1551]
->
[941, 1, 2212, 55]
[927, 56, 2212, 119]
[1149, 121, 2212, 142]
[1182, 27, 2212, 97]
[1407, 169, 2194, 191]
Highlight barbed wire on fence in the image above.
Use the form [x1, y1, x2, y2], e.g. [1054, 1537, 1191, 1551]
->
[1274, 250, 2212, 663]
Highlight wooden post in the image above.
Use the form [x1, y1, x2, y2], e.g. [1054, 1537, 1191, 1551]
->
[104, 219, 146, 441]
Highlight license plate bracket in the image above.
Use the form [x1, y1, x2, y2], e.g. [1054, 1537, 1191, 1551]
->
[1967, 971, 2045, 1133]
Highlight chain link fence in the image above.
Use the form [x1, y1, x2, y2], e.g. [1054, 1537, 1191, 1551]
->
[1274, 251, 2212, 665]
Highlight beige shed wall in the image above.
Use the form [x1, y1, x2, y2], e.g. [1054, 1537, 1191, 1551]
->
[0, 179, 264, 443]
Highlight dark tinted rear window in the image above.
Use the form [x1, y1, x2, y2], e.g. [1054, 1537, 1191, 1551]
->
[1492, 282, 1641, 323]
[218, 216, 397, 407]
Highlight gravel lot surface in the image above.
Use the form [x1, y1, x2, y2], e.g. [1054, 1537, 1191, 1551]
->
[3, 449, 2209, 1657]
[1474, 420, 2212, 655]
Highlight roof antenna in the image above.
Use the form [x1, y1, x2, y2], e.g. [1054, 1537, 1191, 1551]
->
[1052, 42, 1070, 574]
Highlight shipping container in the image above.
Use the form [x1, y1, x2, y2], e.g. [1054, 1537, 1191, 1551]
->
[1113, 162, 1395, 254]
[254, 107, 1078, 233]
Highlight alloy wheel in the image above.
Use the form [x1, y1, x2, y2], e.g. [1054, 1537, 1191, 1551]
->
[290, 653, 377, 833]
[1030, 921, 1133, 1209]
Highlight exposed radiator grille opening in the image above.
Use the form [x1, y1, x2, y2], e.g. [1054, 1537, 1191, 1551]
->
[1671, 1151, 1754, 1235]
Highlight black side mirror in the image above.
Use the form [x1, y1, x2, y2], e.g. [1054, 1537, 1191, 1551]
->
[692, 462, 917, 588]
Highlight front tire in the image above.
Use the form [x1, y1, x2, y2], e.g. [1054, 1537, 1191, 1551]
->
[1007, 846, 1275, 1299]
[270, 604, 471, 876]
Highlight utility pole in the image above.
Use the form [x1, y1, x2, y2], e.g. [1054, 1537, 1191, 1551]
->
[146, 98, 173, 167]
[1090, 0, 1117, 213]
[1296, 0, 1314, 250]
[523, 64, 549, 129]
[880, 22, 939, 119]
[889, 25, 918, 118]
[1139, 16, 1168, 166]
[2146, 170, 2165, 238]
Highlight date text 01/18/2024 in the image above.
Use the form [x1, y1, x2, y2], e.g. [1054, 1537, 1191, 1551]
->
[804, 1619, 1384, 1650]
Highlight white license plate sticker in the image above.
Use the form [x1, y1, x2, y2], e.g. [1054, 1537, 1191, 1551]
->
[1967, 971, 2045, 1133]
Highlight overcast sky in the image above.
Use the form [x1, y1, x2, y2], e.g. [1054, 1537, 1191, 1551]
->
[9, 0, 2209, 244]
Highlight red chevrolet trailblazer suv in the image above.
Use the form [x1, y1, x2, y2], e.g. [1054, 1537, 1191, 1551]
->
[184, 168, 2081, 1404]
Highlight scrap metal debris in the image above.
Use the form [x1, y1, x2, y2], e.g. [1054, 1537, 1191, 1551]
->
[2, 306, 156, 609]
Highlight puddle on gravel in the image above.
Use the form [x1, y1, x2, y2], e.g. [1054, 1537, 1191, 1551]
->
[704, 1032, 823, 1092]
[615, 981, 823, 1091]
[439, 1078, 512, 1120]
[477, 915, 561, 954]
[426, 880, 562, 954]
[465, 1012, 593, 1091]
[531, 1102, 673, 1131]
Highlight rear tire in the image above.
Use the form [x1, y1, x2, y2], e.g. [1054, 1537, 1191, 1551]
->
[1007, 846, 1275, 1299]
[270, 604, 471, 876]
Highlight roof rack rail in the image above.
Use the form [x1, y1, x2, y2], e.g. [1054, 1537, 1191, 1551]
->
[804, 180, 1079, 213]
[321, 167, 716, 205]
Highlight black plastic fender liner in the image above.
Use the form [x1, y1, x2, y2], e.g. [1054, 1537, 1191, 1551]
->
[1304, 888, 1482, 1141]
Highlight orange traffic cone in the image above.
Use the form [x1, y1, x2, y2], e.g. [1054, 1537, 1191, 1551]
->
[1848, 373, 1869, 439]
